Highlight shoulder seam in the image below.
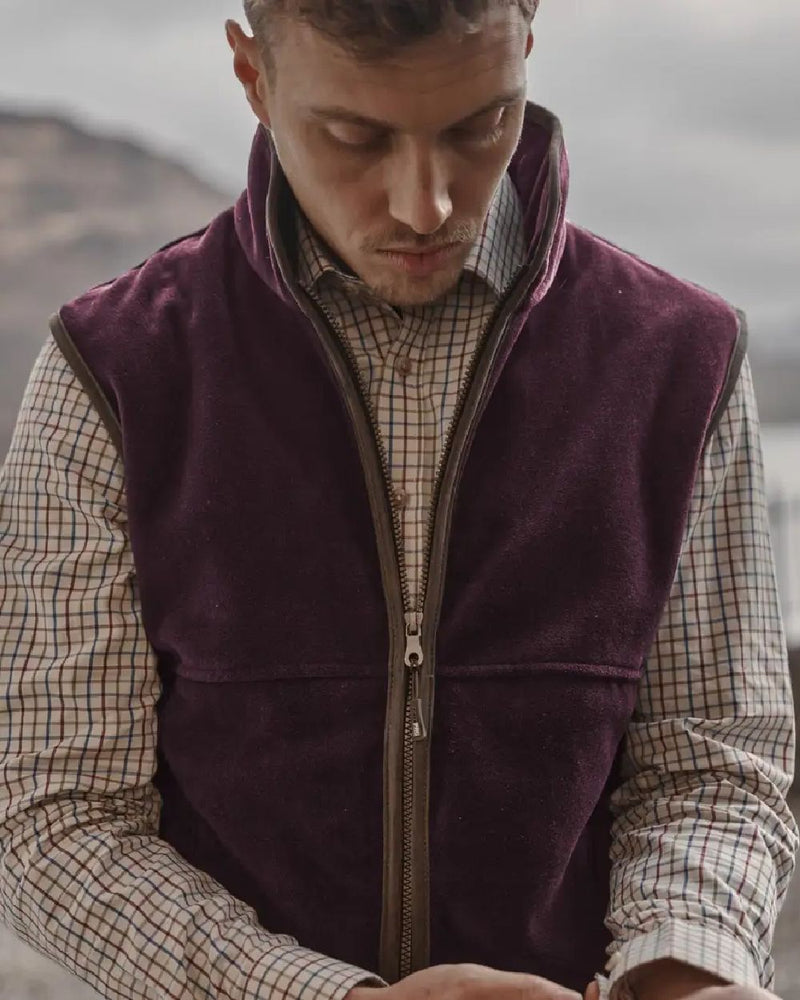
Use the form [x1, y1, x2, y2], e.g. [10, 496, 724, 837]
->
[49, 312, 124, 459]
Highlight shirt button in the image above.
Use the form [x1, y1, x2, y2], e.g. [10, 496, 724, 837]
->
[395, 356, 413, 378]
[395, 486, 411, 509]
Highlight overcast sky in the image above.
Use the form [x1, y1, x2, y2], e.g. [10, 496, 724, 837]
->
[3, 0, 799, 354]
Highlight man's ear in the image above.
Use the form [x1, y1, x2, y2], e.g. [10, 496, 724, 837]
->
[225, 19, 272, 129]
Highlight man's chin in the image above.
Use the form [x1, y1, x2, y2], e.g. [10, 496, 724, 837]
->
[366, 259, 466, 310]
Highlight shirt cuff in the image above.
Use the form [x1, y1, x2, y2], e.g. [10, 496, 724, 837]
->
[600, 920, 762, 1000]
[243, 944, 388, 1000]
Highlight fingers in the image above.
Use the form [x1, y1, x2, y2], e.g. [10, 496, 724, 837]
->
[514, 972, 581, 1000]
[686, 988, 782, 1000]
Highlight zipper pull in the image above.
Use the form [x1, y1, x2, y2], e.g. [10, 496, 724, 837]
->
[410, 661, 427, 741]
[404, 612, 427, 741]
[404, 611, 424, 668]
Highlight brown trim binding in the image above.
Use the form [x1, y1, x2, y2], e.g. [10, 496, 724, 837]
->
[379, 639, 405, 984]
[703, 307, 748, 450]
[398, 101, 568, 975]
[49, 311, 124, 458]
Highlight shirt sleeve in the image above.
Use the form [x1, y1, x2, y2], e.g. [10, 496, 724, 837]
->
[595, 354, 798, 1000]
[0, 337, 388, 1000]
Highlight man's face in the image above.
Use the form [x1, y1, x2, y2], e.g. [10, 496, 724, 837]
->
[228, 9, 532, 308]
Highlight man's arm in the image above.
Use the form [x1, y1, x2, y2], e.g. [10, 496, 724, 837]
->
[597, 354, 798, 1000]
[0, 337, 388, 1000]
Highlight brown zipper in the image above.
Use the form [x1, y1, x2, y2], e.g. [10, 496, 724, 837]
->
[293, 270, 539, 981]
[267, 153, 563, 981]
[397, 264, 543, 977]
[293, 292, 429, 981]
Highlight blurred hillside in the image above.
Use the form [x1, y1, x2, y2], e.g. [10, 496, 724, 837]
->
[0, 108, 233, 457]
[1, 108, 800, 458]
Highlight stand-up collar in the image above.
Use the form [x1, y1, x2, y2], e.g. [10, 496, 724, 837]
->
[233, 100, 569, 310]
[294, 168, 525, 302]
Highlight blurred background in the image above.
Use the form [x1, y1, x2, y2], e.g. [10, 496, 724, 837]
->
[0, 0, 798, 997]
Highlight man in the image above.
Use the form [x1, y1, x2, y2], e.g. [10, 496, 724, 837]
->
[0, 2, 796, 1000]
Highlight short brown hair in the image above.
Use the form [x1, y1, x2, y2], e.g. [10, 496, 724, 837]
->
[243, 0, 539, 86]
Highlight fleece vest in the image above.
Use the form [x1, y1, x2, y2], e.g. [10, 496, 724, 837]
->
[51, 102, 745, 991]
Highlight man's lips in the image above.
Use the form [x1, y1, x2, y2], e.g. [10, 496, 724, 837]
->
[380, 243, 459, 254]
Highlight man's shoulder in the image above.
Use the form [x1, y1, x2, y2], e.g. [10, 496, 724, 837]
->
[62, 206, 238, 322]
[559, 222, 746, 431]
[53, 205, 247, 401]
[562, 220, 741, 328]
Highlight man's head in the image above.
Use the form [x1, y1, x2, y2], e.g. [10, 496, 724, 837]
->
[226, 1, 537, 308]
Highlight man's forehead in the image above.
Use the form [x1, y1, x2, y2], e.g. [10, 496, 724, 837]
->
[277, 6, 528, 89]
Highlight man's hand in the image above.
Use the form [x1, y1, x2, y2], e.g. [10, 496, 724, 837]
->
[637, 989, 782, 1000]
[346, 964, 581, 1000]
[582, 977, 782, 1000]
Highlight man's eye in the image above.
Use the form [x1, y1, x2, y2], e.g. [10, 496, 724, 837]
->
[328, 127, 385, 149]
[327, 108, 509, 151]
[453, 109, 508, 144]
[453, 124, 504, 145]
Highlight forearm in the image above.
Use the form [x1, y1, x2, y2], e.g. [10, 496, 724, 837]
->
[602, 724, 796, 995]
[1, 791, 384, 1000]
[603, 356, 798, 998]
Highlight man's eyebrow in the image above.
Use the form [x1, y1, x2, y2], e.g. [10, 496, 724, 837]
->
[307, 86, 526, 131]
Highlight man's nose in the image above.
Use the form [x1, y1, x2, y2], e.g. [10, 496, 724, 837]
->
[386, 150, 453, 236]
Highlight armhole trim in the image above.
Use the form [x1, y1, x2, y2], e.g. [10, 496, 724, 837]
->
[49, 311, 124, 459]
[703, 307, 748, 450]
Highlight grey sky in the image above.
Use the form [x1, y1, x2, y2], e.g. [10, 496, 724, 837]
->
[3, 0, 799, 353]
